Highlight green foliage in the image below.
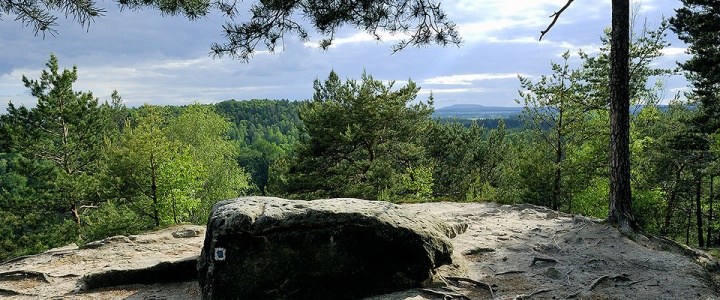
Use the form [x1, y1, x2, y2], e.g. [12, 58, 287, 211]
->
[275, 71, 434, 201]
[167, 104, 251, 221]
[105, 105, 187, 227]
[104, 103, 250, 227]
[570, 177, 609, 218]
[215, 99, 301, 195]
[516, 51, 591, 210]
[425, 120, 515, 203]
[0, 212, 78, 262]
[208, 1, 461, 60]
[671, 1, 720, 133]
[0, 55, 119, 260]
[81, 201, 154, 242]
[580, 20, 674, 108]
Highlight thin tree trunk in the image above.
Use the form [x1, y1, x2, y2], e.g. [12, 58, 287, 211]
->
[607, 0, 636, 232]
[553, 159, 561, 211]
[151, 152, 160, 227]
[687, 207, 691, 245]
[71, 204, 81, 228]
[696, 171, 704, 247]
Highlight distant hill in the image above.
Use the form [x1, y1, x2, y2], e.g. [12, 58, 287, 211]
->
[434, 104, 673, 120]
[433, 104, 523, 119]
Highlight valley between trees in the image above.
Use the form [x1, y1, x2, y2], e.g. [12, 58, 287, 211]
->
[1, 7, 720, 264]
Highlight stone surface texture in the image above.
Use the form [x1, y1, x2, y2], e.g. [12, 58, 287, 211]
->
[197, 197, 457, 300]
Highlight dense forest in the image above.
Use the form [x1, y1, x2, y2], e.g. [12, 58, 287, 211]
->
[2, 4, 720, 262]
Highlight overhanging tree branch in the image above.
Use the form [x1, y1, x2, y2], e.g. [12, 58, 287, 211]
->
[539, 0, 574, 41]
[4, 0, 461, 61]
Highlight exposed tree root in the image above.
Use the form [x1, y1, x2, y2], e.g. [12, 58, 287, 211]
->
[496, 270, 525, 276]
[445, 276, 495, 298]
[530, 256, 557, 267]
[515, 288, 554, 299]
[589, 274, 632, 291]
[463, 247, 496, 255]
[589, 275, 609, 291]
[421, 288, 471, 300]
[629, 278, 651, 286]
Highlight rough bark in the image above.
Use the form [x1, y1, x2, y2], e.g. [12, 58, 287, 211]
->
[696, 171, 704, 247]
[709, 176, 714, 246]
[606, 0, 637, 233]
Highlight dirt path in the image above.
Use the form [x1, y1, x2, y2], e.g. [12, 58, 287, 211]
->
[1, 202, 718, 299]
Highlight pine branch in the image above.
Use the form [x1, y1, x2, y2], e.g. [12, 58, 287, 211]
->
[539, 0, 574, 41]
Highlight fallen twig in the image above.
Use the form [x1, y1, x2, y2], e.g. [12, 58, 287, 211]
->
[530, 289, 554, 297]
[629, 278, 652, 286]
[445, 276, 495, 299]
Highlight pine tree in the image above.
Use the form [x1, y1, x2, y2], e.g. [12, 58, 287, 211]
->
[1, 54, 108, 227]
[671, 0, 720, 134]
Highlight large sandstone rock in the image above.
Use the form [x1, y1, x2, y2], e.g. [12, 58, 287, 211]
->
[197, 197, 459, 300]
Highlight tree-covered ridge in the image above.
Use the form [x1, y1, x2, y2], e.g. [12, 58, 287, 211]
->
[0, 55, 253, 261]
[213, 99, 302, 195]
[3, 10, 720, 261]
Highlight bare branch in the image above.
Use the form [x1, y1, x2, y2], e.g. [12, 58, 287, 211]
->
[539, 0, 574, 41]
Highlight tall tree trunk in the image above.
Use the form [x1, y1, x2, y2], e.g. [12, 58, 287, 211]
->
[696, 171, 704, 247]
[553, 164, 561, 211]
[663, 165, 683, 235]
[553, 107, 563, 211]
[709, 176, 714, 247]
[607, 0, 637, 232]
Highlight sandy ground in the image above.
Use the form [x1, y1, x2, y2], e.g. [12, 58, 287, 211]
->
[1, 201, 719, 299]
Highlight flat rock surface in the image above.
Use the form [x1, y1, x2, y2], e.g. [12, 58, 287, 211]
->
[2, 202, 719, 299]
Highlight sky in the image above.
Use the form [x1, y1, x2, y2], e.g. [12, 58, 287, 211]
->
[0, 0, 689, 110]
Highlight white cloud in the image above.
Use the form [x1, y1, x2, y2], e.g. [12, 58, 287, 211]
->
[450, 0, 607, 42]
[661, 47, 687, 57]
[423, 73, 521, 85]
